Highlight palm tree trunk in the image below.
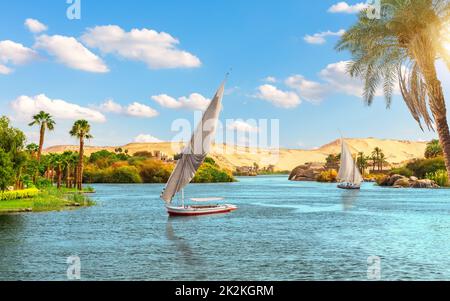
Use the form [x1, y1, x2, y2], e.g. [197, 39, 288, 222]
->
[38, 125, 45, 162]
[57, 164, 62, 189]
[73, 166, 77, 189]
[418, 55, 450, 185]
[434, 114, 450, 181]
[66, 164, 70, 188]
[77, 137, 84, 190]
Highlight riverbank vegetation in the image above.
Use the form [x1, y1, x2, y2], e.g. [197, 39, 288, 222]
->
[305, 141, 449, 187]
[289, 140, 449, 188]
[0, 114, 94, 213]
[0, 187, 94, 213]
[84, 153, 234, 184]
[1, 111, 235, 209]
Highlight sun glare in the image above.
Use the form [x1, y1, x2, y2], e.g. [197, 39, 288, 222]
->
[444, 24, 450, 52]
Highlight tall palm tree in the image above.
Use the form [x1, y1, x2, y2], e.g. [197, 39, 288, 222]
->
[337, 0, 450, 182]
[70, 120, 93, 190]
[52, 154, 64, 189]
[29, 111, 56, 162]
[379, 153, 387, 172]
[62, 151, 78, 189]
[371, 147, 383, 171]
[357, 152, 369, 175]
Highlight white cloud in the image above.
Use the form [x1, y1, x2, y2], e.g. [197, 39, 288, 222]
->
[126, 102, 159, 118]
[319, 61, 364, 97]
[134, 134, 163, 143]
[98, 99, 159, 118]
[11, 94, 106, 123]
[0, 40, 37, 73]
[24, 18, 48, 33]
[227, 120, 259, 133]
[304, 29, 346, 45]
[328, 2, 368, 14]
[255, 84, 301, 109]
[81, 25, 201, 69]
[285, 60, 390, 102]
[0, 64, 12, 74]
[263, 76, 277, 83]
[285, 75, 328, 103]
[34, 35, 109, 73]
[99, 99, 123, 113]
[152, 93, 210, 111]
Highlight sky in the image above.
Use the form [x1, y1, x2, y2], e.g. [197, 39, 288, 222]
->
[0, 0, 449, 149]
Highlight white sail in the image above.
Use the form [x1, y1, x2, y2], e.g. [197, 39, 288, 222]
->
[337, 139, 364, 185]
[161, 81, 225, 203]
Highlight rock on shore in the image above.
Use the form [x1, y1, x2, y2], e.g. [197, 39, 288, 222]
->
[289, 163, 325, 181]
[377, 174, 439, 189]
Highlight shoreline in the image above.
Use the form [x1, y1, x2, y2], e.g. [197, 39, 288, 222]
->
[0, 188, 95, 215]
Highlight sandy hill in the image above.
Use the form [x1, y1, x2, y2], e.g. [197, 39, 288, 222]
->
[44, 138, 427, 171]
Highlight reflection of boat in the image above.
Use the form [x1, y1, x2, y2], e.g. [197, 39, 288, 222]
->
[341, 190, 360, 210]
[337, 138, 363, 190]
[161, 78, 238, 217]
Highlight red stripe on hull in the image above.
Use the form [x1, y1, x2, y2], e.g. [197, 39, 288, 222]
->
[167, 209, 233, 217]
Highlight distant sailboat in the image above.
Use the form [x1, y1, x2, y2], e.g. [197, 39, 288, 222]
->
[337, 139, 364, 190]
[161, 78, 237, 217]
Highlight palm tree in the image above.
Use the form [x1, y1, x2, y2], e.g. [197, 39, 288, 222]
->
[357, 152, 369, 176]
[26, 143, 39, 159]
[325, 153, 341, 170]
[337, 0, 450, 182]
[62, 151, 77, 189]
[29, 111, 55, 162]
[371, 147, 382, 171]
[70, 120, 93, 190]
[379, 152, 387, 172]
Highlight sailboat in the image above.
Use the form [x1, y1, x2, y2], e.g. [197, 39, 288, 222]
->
[160, 79, 238, 217]
[337, 139, 364, 190]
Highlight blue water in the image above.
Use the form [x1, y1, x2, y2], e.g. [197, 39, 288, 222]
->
[0, 176, 449, 280]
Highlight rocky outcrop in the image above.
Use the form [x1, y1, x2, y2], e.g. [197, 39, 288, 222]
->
[289, 163, 325, 181]
[378, 174, 439, 189]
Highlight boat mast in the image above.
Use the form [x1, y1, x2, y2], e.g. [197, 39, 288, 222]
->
[181, 189, 185, 208]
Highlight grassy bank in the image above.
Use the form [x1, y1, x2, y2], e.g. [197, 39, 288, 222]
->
[0, 187, 95, 214]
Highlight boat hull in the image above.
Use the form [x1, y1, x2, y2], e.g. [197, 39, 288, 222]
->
[166, 204, 237, 217]
[338, 183, 361, 190]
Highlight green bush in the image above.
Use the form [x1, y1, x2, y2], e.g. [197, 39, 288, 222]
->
[0, 149, 14, 191]
[192, 163, 235, 183]
[426, 170, 449, 187]
[139, 160, 173, 183]
[106, 166, 142, 183]
[316, 169, 338, 183]
[0, 188, 40, 201]
[406, 157, 446, 178]
[390, 167, 413, 177]
[35, 177, 52, 189]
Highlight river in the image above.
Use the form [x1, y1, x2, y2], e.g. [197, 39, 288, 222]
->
[0, 176, 449, 280]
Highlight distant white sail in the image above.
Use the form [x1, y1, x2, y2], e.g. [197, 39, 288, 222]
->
[161, 81, 225, 203]
[337, 139, 363, 185]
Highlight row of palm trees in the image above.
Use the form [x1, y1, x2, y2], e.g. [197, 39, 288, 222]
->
[29, 111, 93, 190]
[326, 147, 388, 176]
[356, 147, 388, 175]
